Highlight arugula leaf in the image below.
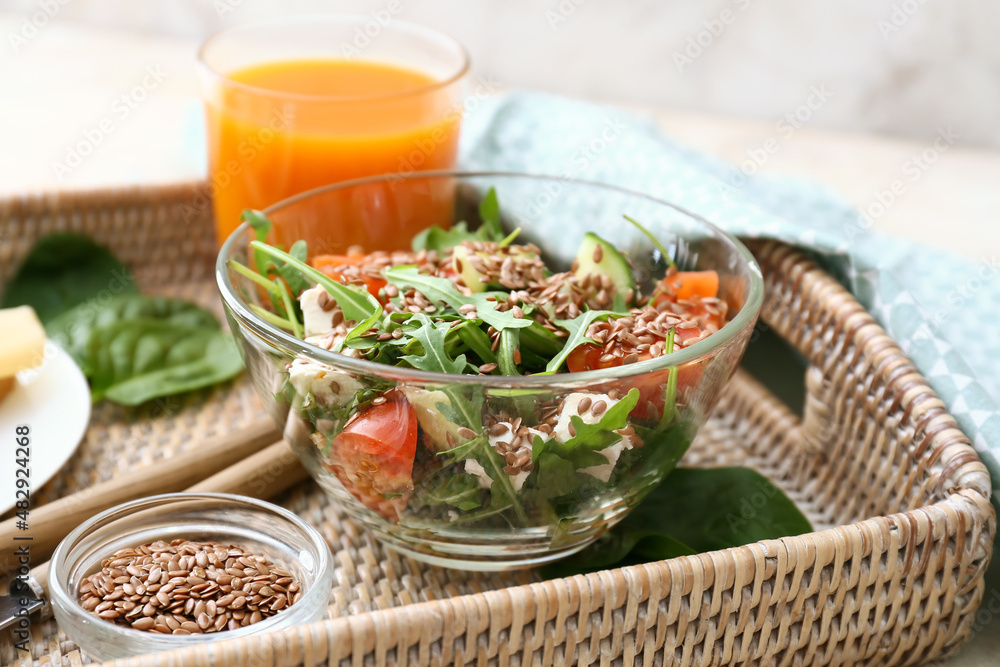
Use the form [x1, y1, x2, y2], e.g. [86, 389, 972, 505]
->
[548, 388, 641, 458]
[1, 232, 138, 323]
[411, 221, 480, 253]
[242, 209, 276, 276]
[658, 327, 678, 430]
[542, 467, 811, 578]
[410, 472, 483, 511]
[399, 313, 469, 374]
[454, 321, 496, 365]
[478, 187, 503, 240]
[546, 311, 624, 373]
[496, 329, 520, 375]
[274, 240, 312, 298]
[533, 452, 582, 499]
[623, 214, 676, 269]
[249, 241, 382, 345]
[447, 436, 528, 523]
[411, 187, 506, 251]
[382, 267, 533, 332]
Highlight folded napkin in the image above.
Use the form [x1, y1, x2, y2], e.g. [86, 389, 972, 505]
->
[458, 91, 1000, 571]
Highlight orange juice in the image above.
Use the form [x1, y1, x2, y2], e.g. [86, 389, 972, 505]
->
[203, 58, 463, 246]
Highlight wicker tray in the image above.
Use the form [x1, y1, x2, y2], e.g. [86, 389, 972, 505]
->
[0, 184, 993, 667]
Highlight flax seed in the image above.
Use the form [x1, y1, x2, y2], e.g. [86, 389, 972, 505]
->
[78, 539, 300, 635]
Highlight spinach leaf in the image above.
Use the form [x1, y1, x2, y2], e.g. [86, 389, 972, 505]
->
[1, 232, 137, 323]
[542, 467, 812, 578]
[48, 294, 243, 405]
[101, 330, 244, 406]
[47, 295, 218, 370]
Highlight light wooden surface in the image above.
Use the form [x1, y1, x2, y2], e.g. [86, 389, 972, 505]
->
[2, 15, 998, 666]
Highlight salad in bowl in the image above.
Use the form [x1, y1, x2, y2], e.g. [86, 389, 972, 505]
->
[217, 172, 763, 569]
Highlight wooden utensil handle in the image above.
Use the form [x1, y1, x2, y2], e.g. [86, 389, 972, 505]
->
[187, 440, 307, 495]
[0, 420, 281, 579]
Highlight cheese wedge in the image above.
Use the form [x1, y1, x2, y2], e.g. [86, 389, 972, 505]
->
[0, 306, 46, 401]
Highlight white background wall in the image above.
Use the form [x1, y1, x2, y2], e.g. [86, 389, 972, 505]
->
[5, 0, 998, 149]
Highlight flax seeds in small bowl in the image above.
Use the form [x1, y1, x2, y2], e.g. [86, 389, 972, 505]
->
[49, 493, 333, 662]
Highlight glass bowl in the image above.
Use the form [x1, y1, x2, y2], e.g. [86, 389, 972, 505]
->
[48, 493, 334, 662]
[216, 171, 763, 570]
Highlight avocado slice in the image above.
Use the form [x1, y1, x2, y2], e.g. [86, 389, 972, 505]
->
[452, 242, 542, 293]
[573, 233, 636, 297]
[452, 244, 487, 293]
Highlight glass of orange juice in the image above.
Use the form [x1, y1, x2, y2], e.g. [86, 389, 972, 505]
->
[197, 15, 469, 248]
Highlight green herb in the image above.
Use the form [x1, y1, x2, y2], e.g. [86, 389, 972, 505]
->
[454, 321, 497, 366]
[542, 467, 812, 578]
[545, 310, 624, 373]
[623, 214, 676, 269]
[98, 330, 244, 406]
[1, 232, 138, 323]
[497, 227, 522, 248]
[47, 295, 218, 370]
[249, 240, 382, 347]
[477, 187, 503, 238]
[47, 294, 243, 405]
[410, 472, 483, 511]
[399, 313, 469, 375]
[382, 267, 533, 332]
[547, 388, 640, 460]
[446, 435, 528, 523]
[496, 329, 520, 375]
[411, 187, 506, 252]
[658, 327, 678, 429]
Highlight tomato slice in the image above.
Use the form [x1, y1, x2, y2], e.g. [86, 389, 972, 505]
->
[309, 254, 387, 302]
[565, 343, 703, 421]
[324, 389, 417, 521]
[653, 270, 719, 304]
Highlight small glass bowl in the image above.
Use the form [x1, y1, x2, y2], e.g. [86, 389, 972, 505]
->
[49, 493, 334, 662]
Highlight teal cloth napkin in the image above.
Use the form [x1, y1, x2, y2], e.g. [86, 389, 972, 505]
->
[458, 90, 1000, 558]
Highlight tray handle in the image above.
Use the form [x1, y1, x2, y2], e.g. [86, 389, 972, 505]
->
[746, 240, 991, 503]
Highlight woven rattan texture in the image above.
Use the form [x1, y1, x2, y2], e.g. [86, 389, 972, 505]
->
[0, 186, 992, 666]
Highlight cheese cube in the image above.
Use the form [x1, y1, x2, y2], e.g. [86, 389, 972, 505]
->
[0, 306, 46, 378]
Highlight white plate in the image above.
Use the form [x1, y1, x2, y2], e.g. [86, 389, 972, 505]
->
[0, 341, 90, 515]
